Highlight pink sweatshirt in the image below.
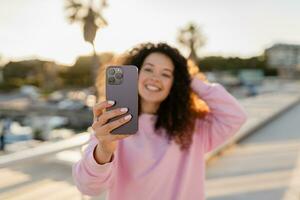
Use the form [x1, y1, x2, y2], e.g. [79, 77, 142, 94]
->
[73, 77, 248, 200]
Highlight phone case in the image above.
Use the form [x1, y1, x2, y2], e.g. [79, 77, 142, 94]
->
[105, 65, 139, 134]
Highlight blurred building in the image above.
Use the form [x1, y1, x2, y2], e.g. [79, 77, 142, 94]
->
[265, 43, 300, 78]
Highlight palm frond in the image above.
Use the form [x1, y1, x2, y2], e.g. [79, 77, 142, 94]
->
[94, 12, 108, 27]
[65, 0, 83, 10]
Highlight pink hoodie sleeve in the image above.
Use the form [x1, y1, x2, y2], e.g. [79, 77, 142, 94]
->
[72, 134, 116, 196]
[191, 77, 248, 153]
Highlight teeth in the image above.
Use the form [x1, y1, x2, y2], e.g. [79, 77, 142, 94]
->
[145, 84, 160, 91]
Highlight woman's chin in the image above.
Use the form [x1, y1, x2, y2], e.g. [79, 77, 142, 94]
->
[143, 98, 162, 103]
[140, 95, 163, 103]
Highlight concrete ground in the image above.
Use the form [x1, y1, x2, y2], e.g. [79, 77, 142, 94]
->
[206, 103, 300, 200]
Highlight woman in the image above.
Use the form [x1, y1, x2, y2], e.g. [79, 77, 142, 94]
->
[73, 43, 248, 200]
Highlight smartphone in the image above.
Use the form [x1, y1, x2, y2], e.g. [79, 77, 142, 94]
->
[105, 65, 139, 135]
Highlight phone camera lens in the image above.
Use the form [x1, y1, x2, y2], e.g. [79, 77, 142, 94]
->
[108, 68, 115, 75]
[108, 77, 115, 83]
[115, 73, 123, 79]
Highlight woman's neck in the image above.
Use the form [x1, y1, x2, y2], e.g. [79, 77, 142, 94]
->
[141, 99, 160, 114]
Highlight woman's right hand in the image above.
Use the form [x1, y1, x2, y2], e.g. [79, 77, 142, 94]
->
[91, 100, 132, 161]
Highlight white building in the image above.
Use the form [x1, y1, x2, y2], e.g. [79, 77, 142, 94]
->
[265, 43, 300, 78]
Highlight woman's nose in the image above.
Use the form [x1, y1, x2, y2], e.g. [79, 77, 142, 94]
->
[149, 74, 160, 82]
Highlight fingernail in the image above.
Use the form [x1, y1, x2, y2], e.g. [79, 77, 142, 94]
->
[124, 115, 132, 120]
[108, 100, 115, 105]
[120, 108, 128, 113]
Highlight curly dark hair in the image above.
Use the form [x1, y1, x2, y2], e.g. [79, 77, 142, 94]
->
[98, 42, 209, 151]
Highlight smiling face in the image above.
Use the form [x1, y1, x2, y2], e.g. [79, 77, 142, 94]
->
[138, 52, 174, 113]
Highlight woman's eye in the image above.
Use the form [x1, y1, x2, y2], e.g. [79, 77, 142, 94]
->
[162, 74, 171, 78]
[144, 68, 152, 72]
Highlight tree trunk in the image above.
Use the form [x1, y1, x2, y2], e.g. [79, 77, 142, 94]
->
[189, 42, 198, 62]
[92, 43, 99, 97]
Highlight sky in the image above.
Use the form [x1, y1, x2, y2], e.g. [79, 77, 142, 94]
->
[0, 0, 300, 66]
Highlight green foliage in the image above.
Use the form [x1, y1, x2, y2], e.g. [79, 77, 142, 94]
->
[0, 53, 114, 91]
[59, 53, 114, 87]
[1, 60, 44, 90]
[59, 56, 93, 87]
[197, 55, 273, 75]
[1, 60, 65, 92]
[1, 52, 276, 92]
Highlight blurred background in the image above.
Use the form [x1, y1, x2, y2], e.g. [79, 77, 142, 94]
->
[0, 0, 300, 199]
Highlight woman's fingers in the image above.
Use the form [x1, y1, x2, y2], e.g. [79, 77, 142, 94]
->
[93, 100, 115, 122]
[103, 114, 132, 132]
[92, 100, 132, 144]
[93, 114, 132, 137]
[96, 107, 128, 126]
[93, 114, 132, 142]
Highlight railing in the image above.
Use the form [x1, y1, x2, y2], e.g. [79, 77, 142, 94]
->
[0, 132, 90, 168]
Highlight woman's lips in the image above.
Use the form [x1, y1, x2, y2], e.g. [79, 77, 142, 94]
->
[145, 84, 161, 92]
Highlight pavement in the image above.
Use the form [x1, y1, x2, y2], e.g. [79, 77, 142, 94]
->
[206, 101, 300, 200]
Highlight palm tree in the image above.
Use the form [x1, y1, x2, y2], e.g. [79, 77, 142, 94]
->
[177, 22, 206, 62]
[65, 0, 108, 88]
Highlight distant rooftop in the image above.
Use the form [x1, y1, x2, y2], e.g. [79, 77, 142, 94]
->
[266, 43, 300, 51]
